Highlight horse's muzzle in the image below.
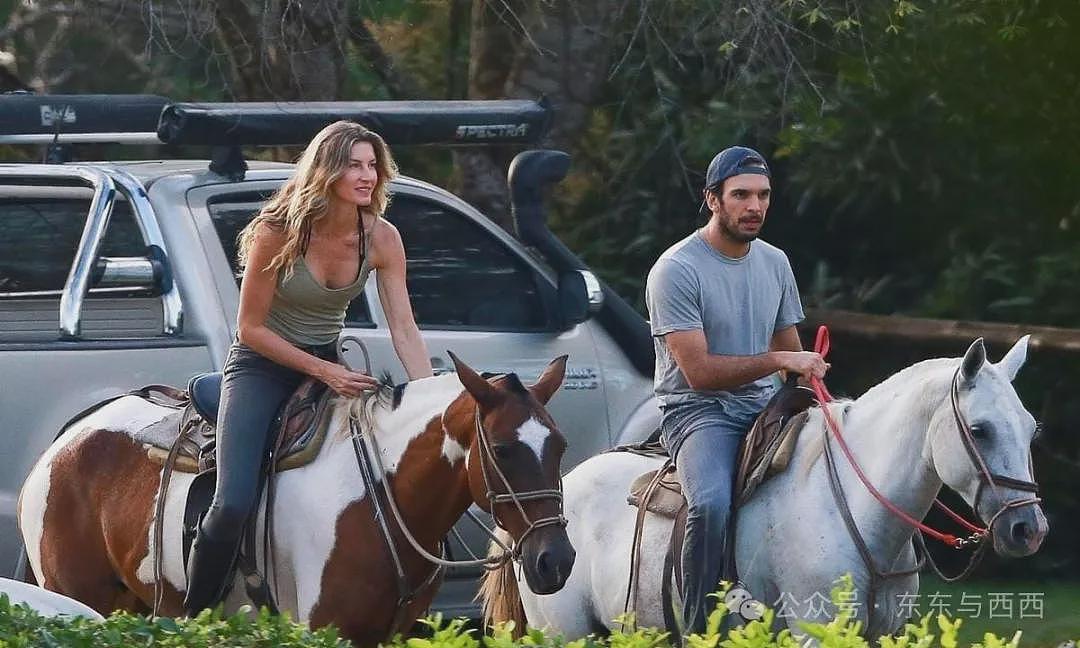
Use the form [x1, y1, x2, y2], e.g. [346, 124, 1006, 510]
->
[520, 526, 575, 595]
[990, 502, 1048, 557]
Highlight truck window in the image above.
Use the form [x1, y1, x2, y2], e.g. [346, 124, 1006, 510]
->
[206, 192, 373, 326]
[0, 196, 145, 294]
[385, 195, 551, 331]
[0, 192, 163, 341]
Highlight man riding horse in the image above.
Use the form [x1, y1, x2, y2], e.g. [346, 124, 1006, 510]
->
[644, 146, 828, 634]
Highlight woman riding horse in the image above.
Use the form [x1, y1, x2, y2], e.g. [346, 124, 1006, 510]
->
[185, 121, 434, 614]
[19, 118, 577, 643]
[20, 349, 576, 643]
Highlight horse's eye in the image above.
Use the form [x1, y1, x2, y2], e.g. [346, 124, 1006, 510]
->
[970, 424, 987, 439]
[491, 443, 514, 459]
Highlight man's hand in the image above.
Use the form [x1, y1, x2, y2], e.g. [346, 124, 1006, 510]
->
[777, 351, 829, 380]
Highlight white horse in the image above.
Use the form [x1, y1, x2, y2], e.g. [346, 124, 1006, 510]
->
[481, 337, 1049, 639]
[0, 577, 104, 621]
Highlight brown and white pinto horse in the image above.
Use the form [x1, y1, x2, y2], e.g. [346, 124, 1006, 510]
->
[18, 353, 574, 645]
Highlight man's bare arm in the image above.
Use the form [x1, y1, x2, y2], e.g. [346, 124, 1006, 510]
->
[770, 325, 803, 352]
[770, 325, 808, 384]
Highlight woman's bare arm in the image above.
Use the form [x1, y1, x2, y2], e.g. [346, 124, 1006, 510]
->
[373, 222, 434, 380]
[237, 222, 378, 396]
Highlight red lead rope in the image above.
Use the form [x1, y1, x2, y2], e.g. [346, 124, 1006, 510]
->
[809, 326, 987, 549]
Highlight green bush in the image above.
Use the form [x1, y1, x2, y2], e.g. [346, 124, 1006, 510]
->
[0, 596, 349, 647]
[2, 579, 1075, 648]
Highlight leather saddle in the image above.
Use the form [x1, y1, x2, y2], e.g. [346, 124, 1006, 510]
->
[626, 380, 815, 518]
[133, 373, 335, 474]
[619, 380, 815, 630]
[128, 373, 337, 612]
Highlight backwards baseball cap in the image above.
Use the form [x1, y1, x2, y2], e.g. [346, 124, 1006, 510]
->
[700, 146, 771, 214]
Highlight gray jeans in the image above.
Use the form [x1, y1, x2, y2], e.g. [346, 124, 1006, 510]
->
[660, 396, 766, 634]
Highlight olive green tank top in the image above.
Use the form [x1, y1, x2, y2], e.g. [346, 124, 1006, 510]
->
[264, 219, 373, 347]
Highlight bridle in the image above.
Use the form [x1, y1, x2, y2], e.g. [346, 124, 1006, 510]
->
[347, 379, 566, 637]
[469, 405, 568, 562]
[337, 338, 567, 566]
[944, 367, 1042, 544]
[811, 326, 1042, 619]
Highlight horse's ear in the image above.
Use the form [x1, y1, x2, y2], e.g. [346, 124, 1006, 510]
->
[530, 355, 568, 405]
[448, 350, 501, 410]
[996, 334, 1030, 382]
[961, 338, 987, 386]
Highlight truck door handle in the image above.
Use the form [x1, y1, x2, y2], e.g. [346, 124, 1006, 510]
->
[431, 356, 455, 375]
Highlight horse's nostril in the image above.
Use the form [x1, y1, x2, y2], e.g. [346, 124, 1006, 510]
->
[1011, 521, 1030, 544]
[536, 550, 551, 576]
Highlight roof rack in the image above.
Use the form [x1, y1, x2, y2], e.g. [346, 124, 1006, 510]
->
[156, 99, 551, 146]
[0, 94, 168, 145]
[1, 93, 552, 147]
[1, 93, 553, 179]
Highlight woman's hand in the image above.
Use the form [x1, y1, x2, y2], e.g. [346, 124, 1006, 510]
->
[318, 361, 380, 397]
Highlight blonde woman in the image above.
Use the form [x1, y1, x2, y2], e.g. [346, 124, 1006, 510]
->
[184, 121, 433, 614]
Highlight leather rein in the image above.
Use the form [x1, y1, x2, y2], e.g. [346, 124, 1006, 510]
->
[346, 373, 566, 638]
[810, 326, 1041, 617]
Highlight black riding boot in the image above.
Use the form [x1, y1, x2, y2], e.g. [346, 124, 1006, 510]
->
[183, 525, 239, 615]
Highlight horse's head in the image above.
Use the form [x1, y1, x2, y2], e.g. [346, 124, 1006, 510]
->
[929, 336, 1048, 557]
[448, 352, 575, 595]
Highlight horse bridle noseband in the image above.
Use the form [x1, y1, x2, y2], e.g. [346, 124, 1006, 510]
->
[471, 406, 568, 561]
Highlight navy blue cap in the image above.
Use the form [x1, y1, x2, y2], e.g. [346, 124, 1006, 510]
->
[705, 146, 770, 190]
[700, 146, 770, 215]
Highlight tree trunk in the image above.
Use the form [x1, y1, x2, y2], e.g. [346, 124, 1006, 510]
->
[446, 0, 471, 100]
[455, 0, 616, 233]
[212, 0, 347, 101]
[0, 53, 29, 92]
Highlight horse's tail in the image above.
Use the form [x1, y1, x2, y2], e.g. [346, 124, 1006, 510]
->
[477, 530, 526, 637]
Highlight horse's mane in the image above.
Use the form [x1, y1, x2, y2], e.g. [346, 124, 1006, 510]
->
[344, 371, 398, 439]
[483, 371, 528, 396]
[338, 370, 527, 442]
[856, 357, 957, 408]
[798, 357, 959, 479]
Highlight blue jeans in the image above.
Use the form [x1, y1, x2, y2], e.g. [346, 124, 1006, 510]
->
[661, 397, 765, 634]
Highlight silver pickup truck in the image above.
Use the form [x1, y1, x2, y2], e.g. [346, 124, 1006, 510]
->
[0, 94, 659, 616]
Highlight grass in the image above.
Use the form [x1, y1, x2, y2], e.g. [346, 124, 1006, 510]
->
[916, 577, 1080, 647]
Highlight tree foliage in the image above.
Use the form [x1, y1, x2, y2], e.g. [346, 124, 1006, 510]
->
[770, 1, 1080, 325]
[531, 1, 1079, 323]
[6, 1, 1074, 324]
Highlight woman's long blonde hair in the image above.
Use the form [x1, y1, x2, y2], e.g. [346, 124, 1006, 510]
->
[237, 120, 398, 276]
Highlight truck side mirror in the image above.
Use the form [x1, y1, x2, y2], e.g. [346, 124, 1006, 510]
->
[557, 270, 604, 330]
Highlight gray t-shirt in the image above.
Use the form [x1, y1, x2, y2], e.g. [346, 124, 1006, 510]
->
[645, 231, 805, 408]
